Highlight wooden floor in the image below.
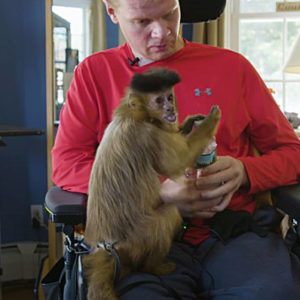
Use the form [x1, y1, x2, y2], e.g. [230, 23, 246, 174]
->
[2, 281, 35, 300]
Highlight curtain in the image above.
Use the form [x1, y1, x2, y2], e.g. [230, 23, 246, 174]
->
[191, 13, 225, 47]
[119, 29, 126, 46]
[89, 0, 107, 53]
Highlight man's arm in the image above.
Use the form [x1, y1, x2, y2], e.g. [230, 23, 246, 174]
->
[161, 55, 300, 217]
[236, 56, 300, 194]
[52, 62, 105, 194]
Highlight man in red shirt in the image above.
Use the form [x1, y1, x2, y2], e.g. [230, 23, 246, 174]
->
[52, 0, 300, 298]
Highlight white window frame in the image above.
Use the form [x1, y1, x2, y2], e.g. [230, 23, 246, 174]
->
[225, 0, 300, 114]
[53, 0, 92, 59]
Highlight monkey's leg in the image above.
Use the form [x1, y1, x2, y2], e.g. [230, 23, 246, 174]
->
[187, 105, 221, 147]
[140, 204, 182, 275]
[173, 105, 221, 170]
[142, 260, 176, 275]
[83, 250, 118, 300]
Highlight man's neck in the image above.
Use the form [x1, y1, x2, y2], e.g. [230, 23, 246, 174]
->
[132, 37, 185, 67]
[137, 57, 155, 67]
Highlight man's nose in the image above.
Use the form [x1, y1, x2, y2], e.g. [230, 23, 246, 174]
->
[151, 20, 171, 39]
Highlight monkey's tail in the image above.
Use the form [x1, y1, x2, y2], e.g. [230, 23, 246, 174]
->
[83, 249, 118, 300]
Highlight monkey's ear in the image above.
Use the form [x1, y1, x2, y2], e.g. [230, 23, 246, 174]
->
[127, 93, 144, 109]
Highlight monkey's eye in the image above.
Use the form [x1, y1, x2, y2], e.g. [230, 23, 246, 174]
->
[167, 94, 173, 101]
[155, 97, 163, 104]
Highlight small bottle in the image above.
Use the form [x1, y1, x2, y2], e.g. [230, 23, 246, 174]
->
[192, 118, 217, 177]
[195, 137, 217, 178]
[195, 137, 217, 168]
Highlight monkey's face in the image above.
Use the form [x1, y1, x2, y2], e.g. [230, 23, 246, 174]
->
[147, 88, 177, 123]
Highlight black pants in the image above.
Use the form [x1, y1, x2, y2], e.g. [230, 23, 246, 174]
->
[117, 207, 300, 300]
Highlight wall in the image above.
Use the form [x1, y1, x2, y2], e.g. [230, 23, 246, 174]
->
[0, 0, 48, 243]
[106, 13, 119, 49]
[0, 0, 193, 245]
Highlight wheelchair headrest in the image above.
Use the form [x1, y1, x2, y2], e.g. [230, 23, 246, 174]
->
[180, 0, 226, 23]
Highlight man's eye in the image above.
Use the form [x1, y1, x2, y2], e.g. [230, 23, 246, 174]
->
[137, 19, 150, 25]
[168, 94, 173, 101]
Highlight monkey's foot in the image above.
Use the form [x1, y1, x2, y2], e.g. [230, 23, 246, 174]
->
[209, 105, 221, 120]
[179, 114, 207, 135]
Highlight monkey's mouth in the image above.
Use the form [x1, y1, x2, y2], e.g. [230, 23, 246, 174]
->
[164, 114, 177, 123]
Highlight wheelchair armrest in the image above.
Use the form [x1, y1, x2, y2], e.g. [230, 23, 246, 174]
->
[272, 184, 300, 222]
[45, 186, 87, 225]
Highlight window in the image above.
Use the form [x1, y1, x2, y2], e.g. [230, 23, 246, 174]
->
[52, 0, 91, 61]
[52, 0, 91, 122]
[226, 0, 300, 115]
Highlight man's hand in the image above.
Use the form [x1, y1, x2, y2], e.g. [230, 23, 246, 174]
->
[160, 156, 249, 218]
[196, 156, 249, 212]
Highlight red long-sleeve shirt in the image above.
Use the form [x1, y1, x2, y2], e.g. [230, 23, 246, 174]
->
[52, 40, 300, 244]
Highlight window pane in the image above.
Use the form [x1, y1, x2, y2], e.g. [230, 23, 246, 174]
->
[240, 0, 284, 13]
[52, 6, 84, 60]
[265, 81, 283, 110]
[285, 20, 300, 80]
[53, 7, 83, 35]
[287, 20, 300, 49]
[53, 27, 67, 63]
[71, 34, 84, 61]
[240, 20, 283, 79]
[285, 82, 300, 114]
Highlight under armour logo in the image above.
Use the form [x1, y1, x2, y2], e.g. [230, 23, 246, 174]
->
[194, 88, 212, 96]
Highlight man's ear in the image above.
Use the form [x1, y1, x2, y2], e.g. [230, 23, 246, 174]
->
[103, 0, 119, 24]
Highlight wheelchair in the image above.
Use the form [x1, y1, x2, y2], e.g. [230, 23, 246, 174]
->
[41, 187, 88, 300]
[39, 0, 300, 298]
[40, 184, 300, 300]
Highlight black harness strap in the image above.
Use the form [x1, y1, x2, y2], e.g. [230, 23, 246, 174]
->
[86, 240, 182, 298]
[97, 241, 121, 285]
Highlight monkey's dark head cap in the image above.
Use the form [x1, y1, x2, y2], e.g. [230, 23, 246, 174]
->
[130, 68, 181, 93]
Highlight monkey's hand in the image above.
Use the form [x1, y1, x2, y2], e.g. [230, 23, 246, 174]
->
[179, 114, 206, 135]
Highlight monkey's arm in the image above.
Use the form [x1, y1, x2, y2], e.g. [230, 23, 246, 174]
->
[179, 114, 206, 135]
[158, 106, 220, 179]
[186, 106, 220, 146]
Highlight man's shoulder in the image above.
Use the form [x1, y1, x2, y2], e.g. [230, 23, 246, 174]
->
[185, 40, 241, 58]
[73, 44, 130, 77]
[182, 41, 251, 71]
[81, 44, 128, 66]
[92, 43, 126, 57]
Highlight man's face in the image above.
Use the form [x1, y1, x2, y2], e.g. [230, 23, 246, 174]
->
[106, 0, 183, 61]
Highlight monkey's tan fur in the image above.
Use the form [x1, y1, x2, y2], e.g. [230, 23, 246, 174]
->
[83, 69, 221, 300]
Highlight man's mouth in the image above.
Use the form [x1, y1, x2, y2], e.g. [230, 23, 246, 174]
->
[150, 44, 168, 51]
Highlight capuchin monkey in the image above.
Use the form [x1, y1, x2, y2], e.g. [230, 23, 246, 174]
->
[83, 68, 221, 300]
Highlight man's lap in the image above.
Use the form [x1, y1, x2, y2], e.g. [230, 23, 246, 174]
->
[117, 231, 300, 299]
[198, 232, 300, 299]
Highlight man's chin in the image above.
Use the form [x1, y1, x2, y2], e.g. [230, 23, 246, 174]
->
[148, 50, 174, 61]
